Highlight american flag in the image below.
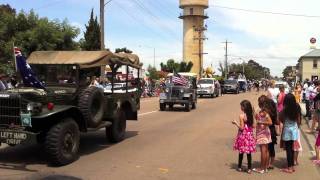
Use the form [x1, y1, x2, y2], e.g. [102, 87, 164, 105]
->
[14, 47, 45, 89]
[172, 72, 188, 86]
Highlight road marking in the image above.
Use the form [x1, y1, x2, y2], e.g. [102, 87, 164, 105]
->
[158, 168, 169, 174]
[138, 111, 158, 116]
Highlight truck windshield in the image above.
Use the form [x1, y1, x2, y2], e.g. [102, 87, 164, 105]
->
[198, 79, 213, 84]
[31, 64, 78, 85]
[225, 80, 237, 84]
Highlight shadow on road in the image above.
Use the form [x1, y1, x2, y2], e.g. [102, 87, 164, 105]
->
[228, 157, 287, 171]
[0, 130, 138, 170]
[79, 130, 138, 156]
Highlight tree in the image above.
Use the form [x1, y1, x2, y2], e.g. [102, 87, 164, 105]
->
[227, 60, 271, 80]
[80, 9, 101, 50]
[160, 59, 193, 73]
[282, 66, 292, 78]
[0, 5, 80, 74]
[146, 65, 159, 80]
[115, 47, 133, 53]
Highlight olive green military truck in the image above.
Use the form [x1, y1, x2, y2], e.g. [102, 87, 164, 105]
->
[0, 51, 142, 166]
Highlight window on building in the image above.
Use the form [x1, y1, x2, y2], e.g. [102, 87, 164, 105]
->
[190, 8, 193, 15]
[313, 59, 318, 68]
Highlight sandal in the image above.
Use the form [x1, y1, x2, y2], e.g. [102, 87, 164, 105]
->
[267, 166, 274, 170]
[236, 168, 243, 172]
[252, 168, 265, 174]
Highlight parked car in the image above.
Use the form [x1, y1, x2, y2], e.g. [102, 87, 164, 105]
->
[222, 79, 240, 94]
[159, 73, 197, 112]
[197, 78, 221, 98]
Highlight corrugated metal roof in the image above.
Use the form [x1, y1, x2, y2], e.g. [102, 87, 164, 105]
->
[301, 49, 320, 58]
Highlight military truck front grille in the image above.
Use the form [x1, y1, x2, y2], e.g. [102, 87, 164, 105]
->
[171, 89, 180, 98]
[0, 96, 21, 126]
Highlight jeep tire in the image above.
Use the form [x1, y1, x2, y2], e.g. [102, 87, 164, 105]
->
[192, 102, 196, 109]
[107, 109, 126, 143]
[45, 118, 80, 166]
[79, 86, 104, 128]
[185, 102, 190, 112]
[160, 103, 166, 111]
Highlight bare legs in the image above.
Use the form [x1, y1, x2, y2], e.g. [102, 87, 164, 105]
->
[294, 151, 299, 165]
[254, 144, 269, 173]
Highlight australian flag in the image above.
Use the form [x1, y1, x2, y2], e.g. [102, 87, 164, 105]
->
[14, 47, 45, 89]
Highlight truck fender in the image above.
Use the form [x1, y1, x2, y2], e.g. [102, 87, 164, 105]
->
[33, 105, 87, 132]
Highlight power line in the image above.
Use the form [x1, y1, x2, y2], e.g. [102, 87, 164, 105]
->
[112, 1, 177, 45]
[34, 0, 65, 10]
[228, 55, 297, 60]
[131, 0, 181, 42]
[213, 5, 320, 18]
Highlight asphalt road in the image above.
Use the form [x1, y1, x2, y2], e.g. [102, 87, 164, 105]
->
[0, 92, 319, 180]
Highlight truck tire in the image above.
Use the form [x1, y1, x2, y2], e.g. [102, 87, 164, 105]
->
[192, 102, 196, 109]
[185, 102, 190, 112]
[45, 118, 80, 166]
[78, 86, 104, 128]
[160, 103, 166, 111]
[107, 109, 126, 143]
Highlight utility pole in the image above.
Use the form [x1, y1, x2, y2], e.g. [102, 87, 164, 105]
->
[100, 0, 105, 50]
[194, 25, 208, 77]
[153, 47, 156, 68]
[240, 58, 244, 75]
[222, 40, 232, 79]
[100, 0, 113, 50]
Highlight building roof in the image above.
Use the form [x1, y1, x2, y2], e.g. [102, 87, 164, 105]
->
[28, 51, 141, 68]
[299, 49, 320, 61]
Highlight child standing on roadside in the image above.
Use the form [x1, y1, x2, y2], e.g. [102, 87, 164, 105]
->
[233, 100, 256, 174]
[253, 96, 273, 174]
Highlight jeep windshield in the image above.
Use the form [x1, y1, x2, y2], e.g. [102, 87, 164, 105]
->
[31, 64, 78, 86]
[224, 80, 237, 85]
[198, 79, 213, 84]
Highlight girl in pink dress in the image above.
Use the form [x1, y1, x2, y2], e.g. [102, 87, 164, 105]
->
[233, 100, 256, 173]
[253, 96, 272, 174]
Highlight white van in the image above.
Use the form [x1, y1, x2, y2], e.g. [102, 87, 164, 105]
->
[197, 78, 221, 98]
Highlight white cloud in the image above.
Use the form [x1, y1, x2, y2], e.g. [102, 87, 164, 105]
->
[204, 0, 320, 76]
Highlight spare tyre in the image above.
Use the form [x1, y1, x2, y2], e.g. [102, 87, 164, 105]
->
[78, 86, 105, 128]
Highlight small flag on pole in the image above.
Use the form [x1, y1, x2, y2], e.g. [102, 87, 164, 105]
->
[14, 47, 45, 89]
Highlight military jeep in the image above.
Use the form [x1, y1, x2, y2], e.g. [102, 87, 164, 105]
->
[159, 73, 197, 112]
[0, 51, 142, 166]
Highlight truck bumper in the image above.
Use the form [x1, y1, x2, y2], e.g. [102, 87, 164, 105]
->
[159, 99, 190, 104]
[0, 129, 38, 146]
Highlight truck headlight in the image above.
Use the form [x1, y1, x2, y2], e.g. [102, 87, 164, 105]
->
[180, 89, 184, 93]
[27, 103, 34, 111]
[27, 102, 42, 114]
[165, 88, 169, 93]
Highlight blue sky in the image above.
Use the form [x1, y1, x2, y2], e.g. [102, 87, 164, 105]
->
[1, 0, 320, 76]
